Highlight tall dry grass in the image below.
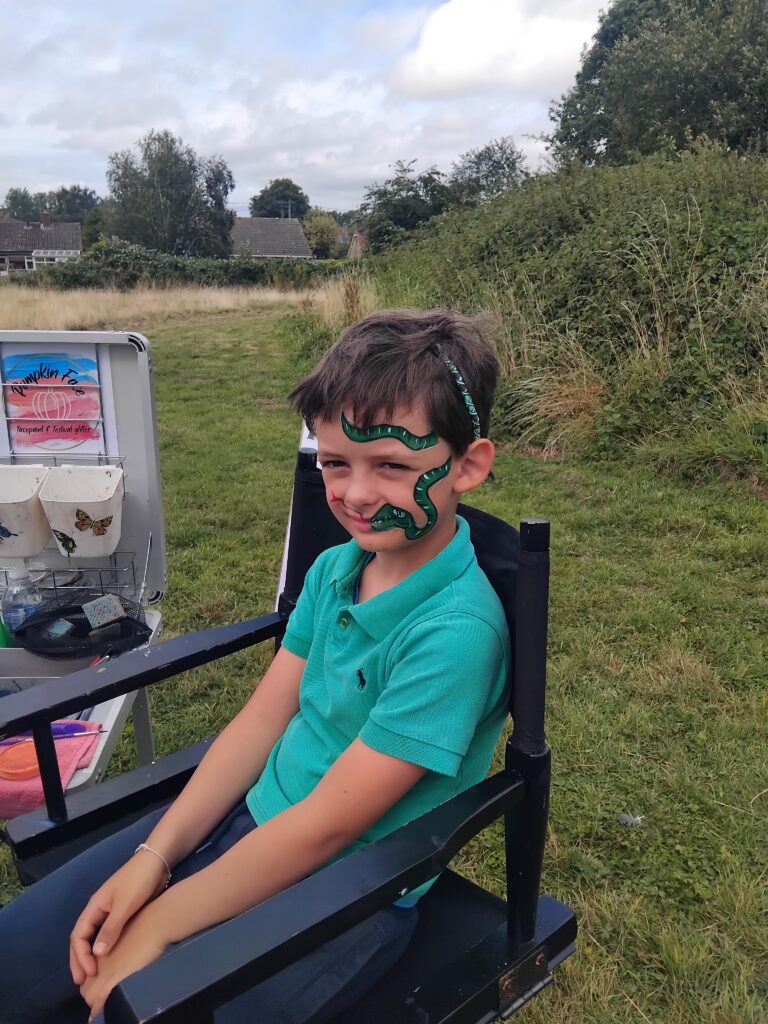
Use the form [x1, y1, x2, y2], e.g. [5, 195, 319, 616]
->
[0, 284, 311, 331]
[301, 273, 382, 331]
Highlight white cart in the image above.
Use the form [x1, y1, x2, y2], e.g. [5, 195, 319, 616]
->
[0, 330, 167, 788]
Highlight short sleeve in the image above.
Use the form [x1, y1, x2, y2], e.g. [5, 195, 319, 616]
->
[359, 612, 508, 777]
[281, 548, 335, 659]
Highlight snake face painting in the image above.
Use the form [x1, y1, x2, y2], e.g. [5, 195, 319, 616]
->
[317, 411, 452, 542]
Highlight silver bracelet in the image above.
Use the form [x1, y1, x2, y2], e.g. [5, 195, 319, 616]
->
[134, 842, 172, 887]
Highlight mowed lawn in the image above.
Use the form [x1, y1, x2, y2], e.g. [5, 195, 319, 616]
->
[1, 302, 766, 1023]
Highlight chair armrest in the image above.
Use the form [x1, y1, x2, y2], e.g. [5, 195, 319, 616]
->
[107, 770, 526, 1024]
[0, 612, 286, 738]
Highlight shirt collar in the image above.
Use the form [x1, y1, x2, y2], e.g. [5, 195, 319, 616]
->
[331, 516, 474, 641]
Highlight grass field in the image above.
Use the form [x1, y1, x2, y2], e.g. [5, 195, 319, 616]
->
[1, 298, 766, 1022]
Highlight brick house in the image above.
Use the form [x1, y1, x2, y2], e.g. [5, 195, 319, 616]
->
[0, 212, 82, 274]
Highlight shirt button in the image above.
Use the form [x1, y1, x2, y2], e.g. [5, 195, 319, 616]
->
[339, 615, 350, 629]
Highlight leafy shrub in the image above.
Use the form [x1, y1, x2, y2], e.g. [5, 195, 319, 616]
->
[12, 241, 345, 291]
[358, 144, 768, 482]
[371, 144, 768, 376]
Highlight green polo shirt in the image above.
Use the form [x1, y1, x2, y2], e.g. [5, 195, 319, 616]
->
[246, 515, 510, 895]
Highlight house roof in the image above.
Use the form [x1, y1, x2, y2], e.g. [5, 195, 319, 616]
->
[0, 220, 82, 254]
[231, 217, 312, 258]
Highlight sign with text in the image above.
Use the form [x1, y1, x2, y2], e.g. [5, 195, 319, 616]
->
[1, 345, 105, 454]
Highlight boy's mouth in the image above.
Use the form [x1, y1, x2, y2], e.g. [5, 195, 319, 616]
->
[344, 508, 372, 526]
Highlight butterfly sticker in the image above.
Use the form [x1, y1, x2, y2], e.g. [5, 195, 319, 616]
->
[75, 509, 113, 536]
[53, 530, 77, 555]
[0, 522, 19, 543]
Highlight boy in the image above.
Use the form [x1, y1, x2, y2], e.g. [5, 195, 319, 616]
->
[0, 309, 509, 1024]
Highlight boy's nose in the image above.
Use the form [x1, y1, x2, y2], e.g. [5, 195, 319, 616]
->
[343, 473, 375, 510]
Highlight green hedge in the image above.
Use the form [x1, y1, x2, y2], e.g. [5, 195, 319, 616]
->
[10, 241, 346, 291]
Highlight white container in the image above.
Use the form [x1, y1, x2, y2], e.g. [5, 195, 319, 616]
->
[40, 465, 124, 558]
[0, 465, 52, 557]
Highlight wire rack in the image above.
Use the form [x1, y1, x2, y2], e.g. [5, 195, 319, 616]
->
[0, 550, 139, 599]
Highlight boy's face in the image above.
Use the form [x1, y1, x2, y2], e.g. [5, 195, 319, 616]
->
[315, 405, 460, 555]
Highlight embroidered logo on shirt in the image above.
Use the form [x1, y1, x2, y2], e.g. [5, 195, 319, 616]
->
[356, 669, 367, 691]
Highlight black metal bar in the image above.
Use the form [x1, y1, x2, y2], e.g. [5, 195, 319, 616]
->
[31, 721, 67, 823]
[509, 518, 550, 756]
[106, 772, 526, 1024]
[0, 613, 285, 738]
[504, 745, 551, 955]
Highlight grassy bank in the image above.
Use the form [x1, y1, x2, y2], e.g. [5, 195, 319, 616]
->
[1, 305, 766, 1022]
[361, 147, 768, 485]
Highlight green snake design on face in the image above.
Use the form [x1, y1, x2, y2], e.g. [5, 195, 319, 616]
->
[368, 457, 452, 540]
[340, 411, 437, 450]
[340, 412, 450, 540]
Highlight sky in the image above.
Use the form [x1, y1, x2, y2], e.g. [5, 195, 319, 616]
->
[1, 0, 607, 215]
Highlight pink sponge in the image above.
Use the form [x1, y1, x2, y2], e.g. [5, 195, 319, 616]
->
[81, 594, 126, 629]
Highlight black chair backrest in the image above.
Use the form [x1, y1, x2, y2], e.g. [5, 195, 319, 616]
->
[280, 450, 349, 614]
[457, 502, 519, 713]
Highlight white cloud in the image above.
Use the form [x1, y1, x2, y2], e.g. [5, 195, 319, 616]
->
[0, 0, 604, 210]
[392, 0, 603, 98]
[352, 8, 430, 53]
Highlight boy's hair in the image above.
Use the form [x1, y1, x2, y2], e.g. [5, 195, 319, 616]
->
[289, 309, 499, 454]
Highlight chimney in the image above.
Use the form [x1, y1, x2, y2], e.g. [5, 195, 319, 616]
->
[41, 210, 51, 228]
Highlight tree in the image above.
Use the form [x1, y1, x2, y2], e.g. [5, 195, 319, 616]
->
[249, 178, 310, 219]
[51, 185, 99, 222]
[106, 130, 235, 256]
[549, 0, 768, 164]
[327, 208, 360, 226]
[449, 137, 527, 204]
[2, 185, 100, 223]
[303, 208, 342, 259]
[81, 199, 117, 249]
[361, 160, 452, 252]
[4, 187, 37, 220]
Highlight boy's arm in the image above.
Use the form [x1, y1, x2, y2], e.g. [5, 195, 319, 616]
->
[144, 644, 306, 865]
[78, 740, 425, 1018]
[70, 645, 305, 984]
[156, 738, 426, 937]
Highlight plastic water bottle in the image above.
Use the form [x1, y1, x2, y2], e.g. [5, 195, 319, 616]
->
[1, 567, 44, 635]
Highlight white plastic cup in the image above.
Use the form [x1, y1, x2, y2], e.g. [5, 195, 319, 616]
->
[40, 465, 124, 558]
[0, 465, 52, 557]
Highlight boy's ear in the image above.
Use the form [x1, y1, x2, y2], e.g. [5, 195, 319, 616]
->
[453, 438, 495, 494]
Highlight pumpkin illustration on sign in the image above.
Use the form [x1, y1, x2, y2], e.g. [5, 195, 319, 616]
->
[75, 509, 113, 536]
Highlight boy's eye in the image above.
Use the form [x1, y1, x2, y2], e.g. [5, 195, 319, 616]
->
[320, 460, 346, 470]
[382, 462, 410, 472]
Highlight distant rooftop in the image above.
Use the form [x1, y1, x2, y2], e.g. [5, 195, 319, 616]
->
[0, 220, 82, 253]
[231, 217, 312, 259]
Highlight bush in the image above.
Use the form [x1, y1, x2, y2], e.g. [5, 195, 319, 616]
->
[358, 144, 768, 482]
[372, 144, 768, 375]
[12, 241, 346, 291]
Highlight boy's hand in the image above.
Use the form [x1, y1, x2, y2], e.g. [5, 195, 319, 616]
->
[79, 903, 169, 1021]
[69, 852, 169, 985]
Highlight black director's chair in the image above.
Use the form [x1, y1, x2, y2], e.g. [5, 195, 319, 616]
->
[0, 447, 577, 1024]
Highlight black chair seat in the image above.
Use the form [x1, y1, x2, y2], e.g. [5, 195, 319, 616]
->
[334, 871, 576, 1024]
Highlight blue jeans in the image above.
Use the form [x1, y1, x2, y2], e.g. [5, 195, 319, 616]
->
[0, 802, 417, 1024]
